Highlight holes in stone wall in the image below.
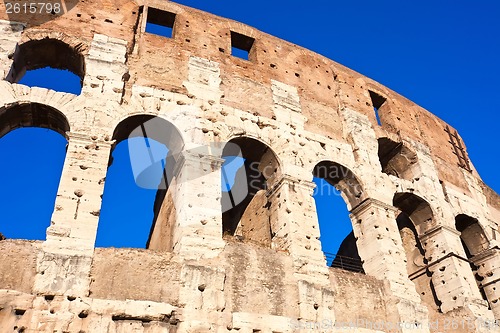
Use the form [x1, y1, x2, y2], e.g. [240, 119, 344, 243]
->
[145, 8, 176, 38]
[230, 31, 254, 61]
[14, 309, 26, 316]
[0, 103, 69, 241]
[7, 39, 84, 95]
[96, 115, 183, 250]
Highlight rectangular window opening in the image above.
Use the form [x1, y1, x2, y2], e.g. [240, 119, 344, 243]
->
[231, 31, 254, 61]
[145, 8, 176, 38]
[369, 90, 386, 126]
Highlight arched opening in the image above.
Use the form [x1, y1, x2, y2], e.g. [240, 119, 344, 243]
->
[393, 192, 440, 310]
[313, 161, 364, 272]
[221, 137, 280, 248]
[96, 115, 184, 249]
[378, 137, 419, 180]
[7, 39, 85, 94]
[0, 103, 69, 241]
[455, 214, 489, 302]
[393, 192, 435, 235]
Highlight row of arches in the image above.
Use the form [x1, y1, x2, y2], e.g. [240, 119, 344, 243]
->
[0, 102, 491, 252]
[0, 100, 494, 310]
[6, 38, 84, 95]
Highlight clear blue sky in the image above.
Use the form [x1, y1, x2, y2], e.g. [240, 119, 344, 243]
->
[0, 1, 499, 257]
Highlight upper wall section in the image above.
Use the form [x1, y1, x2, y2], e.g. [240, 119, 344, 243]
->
[0, 0, 495, 197]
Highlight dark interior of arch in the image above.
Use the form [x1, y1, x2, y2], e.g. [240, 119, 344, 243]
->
[7, 38, 85, 85]
[455, 214, 489, 302]
[396, 212, 442, 309]
[331, 231, 364, 273]
[393, 192, 434, 234]
[313, 161, 363, 209]
[222, 137, 280, 246]
[378, 138, 418, 179]
[108, 115, 184, 247]
[455, 214, 489, 257]
[0, 103, 70, 139]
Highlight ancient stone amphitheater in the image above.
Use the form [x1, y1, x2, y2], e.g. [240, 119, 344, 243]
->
[1, 1, 499, 332]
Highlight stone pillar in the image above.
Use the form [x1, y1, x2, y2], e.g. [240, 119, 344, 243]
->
[34, 132, 111, 296]
[266, 175, 328, 281]
[350, 198, 421, 301]
[266, 175, 335, 326]
[419, 226, 486, 313]
[82, 34, 128, 103]
[350, 199, 429, 333]
[473, 248, 500, 320]
[170, 149, 226, 260]
[0, 20, 23, 81]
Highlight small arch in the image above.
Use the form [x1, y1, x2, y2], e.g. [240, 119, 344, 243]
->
[313, 161, 364, 210]
[313, 161, 364, 272]
[455, 214, 490, 257]
[0, 102, 70, 139]
[221, 136, 281, 247]
[96, 115, 184, 249]
[378, 137, 419, 180]
[0, 103, 69, 241]
[393, 192, 435, 235]
[7, 38, 85, 94]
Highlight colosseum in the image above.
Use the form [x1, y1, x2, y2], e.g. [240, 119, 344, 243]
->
[0, 0, 499, 332]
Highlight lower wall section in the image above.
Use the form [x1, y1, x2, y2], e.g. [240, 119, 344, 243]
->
[0, 240, 39, 294]
[89, 248, 180, 305]
[0, 240, 498, 332]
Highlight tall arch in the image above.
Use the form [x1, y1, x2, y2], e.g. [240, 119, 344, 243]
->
[393, 192, 440, 309]
[221, 136, 281, 247]
[312, 161, 364, 272]
[0, 103, 69, 240]
[7, 38, 85, 94]
[455, 214, 490, 257]
[96, 115, 184, 249]
[455, 214, 489, 302]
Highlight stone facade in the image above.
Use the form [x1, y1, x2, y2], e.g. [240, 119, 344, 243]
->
[0, 1, 500, 332]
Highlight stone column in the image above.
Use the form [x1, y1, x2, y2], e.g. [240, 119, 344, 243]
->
[0, 20, 23, 81]
[473, 248, 500, 320]
[350, 198, 421, 301]
[266, 175, 335, 326]
[419, 226, 486, 313]
[34, 132, 112, 296]
[350, 199, 429, 333]
[170, 149, 226, 260]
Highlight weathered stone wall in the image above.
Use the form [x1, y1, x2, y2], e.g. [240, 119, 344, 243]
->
[0, 0, 500, 332]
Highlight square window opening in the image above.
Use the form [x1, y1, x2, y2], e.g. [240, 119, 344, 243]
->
[231, 31, 254, 60]
[146, 8, 176, 38]
[369, 90, 386, 126]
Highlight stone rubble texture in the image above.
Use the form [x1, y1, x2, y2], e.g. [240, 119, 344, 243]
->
[0, 0, 500, 332]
